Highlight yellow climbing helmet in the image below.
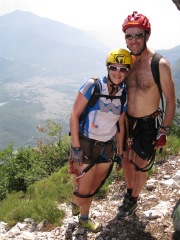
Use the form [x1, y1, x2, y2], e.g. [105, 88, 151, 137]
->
[106, 48, 132, 67]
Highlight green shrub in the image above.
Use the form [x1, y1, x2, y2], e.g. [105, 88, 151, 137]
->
[0, 120, 71, 195]
[0, 165, 70, 226]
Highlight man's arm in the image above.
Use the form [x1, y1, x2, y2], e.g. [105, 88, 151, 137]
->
[159, 58, 176, 127]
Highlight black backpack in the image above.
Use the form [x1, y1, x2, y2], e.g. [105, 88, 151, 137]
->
[151, 52, 164, 113]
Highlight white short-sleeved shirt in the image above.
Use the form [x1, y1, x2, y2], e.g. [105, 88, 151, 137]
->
[79, 76, 127, 142]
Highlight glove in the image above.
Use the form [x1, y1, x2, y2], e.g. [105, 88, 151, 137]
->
[155, 131, 167, 148]
[70, 146, 83, 165]
[114, 154, 123, 171]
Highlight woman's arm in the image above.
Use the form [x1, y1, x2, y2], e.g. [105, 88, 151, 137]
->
[115, 112, 126, 171]
[115, 112, 126, 155]
[70, 92, 88, 147]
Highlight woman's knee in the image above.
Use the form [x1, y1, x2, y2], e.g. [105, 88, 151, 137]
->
[73, 192, 92, 206]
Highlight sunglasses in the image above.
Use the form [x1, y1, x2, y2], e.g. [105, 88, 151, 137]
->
[125, 33, 144, 40]
[108, 65, 129, 73]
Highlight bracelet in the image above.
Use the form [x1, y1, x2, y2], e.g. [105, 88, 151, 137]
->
[160, 126, 170, 133]
[72, 147, 81, 151]
[116, 154, 123, 164]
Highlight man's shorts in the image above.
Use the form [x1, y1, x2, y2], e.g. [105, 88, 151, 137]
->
[127, 110, 160, 160]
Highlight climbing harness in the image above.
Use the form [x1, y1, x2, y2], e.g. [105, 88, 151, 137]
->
[127, 110, 162, 172]
[69, 135, 115, 198]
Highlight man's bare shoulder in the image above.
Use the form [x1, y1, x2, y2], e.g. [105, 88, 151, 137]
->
[159, 56, 172, 72]
[158, 56, 173, 82]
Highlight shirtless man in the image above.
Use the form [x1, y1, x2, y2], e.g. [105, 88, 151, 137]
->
[118, 11, 176, 219]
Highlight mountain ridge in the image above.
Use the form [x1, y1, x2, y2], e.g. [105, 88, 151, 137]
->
[0, 10, 108, 79]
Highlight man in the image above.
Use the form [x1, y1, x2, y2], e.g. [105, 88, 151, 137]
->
[118, 11, 176, 219]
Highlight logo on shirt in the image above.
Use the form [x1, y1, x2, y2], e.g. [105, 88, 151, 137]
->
[99, 100, 121, 115]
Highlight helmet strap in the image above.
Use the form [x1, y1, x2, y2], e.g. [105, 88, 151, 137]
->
[107, 74, 118, 94]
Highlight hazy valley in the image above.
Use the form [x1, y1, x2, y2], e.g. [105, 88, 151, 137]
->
[0, 10, 179, 150]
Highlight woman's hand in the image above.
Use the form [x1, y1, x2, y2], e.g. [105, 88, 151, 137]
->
[70, 146, 83, 165]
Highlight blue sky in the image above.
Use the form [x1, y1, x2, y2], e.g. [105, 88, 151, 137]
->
[0, 0, 180, 50]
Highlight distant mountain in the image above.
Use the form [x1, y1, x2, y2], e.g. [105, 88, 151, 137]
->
[0, 10, 108, 80]
[0, 10, 179, 81]
[172, 57, 180, 95]
[0, 10, 179, 151]
[157, 45, 180, 66]
[157, 46, 180, 94]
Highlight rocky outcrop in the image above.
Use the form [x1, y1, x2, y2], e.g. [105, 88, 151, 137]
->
[0, 155, 180, 239]
[172, 0, 180, 10]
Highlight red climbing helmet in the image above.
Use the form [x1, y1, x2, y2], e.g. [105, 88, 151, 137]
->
[122, 11, 151, 34]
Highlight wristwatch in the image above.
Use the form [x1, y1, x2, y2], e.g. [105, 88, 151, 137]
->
[160, 126, 170, 133]
[72, 147, 82, 151]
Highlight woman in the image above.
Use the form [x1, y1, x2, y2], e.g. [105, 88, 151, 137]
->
[69, 48, 132, 232]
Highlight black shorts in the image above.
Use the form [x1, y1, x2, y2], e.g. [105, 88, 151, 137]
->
[127, 110, 161, 160]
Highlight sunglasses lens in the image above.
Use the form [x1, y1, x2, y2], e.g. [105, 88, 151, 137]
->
[125, 34, 132, 40]
[120, 67, 129, 73]
[109, 66, 117, 71]
[135, 33, 144, 39]
[125, 33, 144, 40]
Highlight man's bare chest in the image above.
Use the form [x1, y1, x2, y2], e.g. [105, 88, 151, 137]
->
[126, 64, 154, 91]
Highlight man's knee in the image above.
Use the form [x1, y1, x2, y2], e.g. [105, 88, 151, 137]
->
[122, 154, 132, 167]
[133, 155, 148, 170]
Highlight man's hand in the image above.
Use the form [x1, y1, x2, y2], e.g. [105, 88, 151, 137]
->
[155, 131, 167, 148]
[70, 146, 83, 165]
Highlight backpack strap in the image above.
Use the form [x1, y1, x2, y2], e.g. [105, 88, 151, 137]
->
[79, 78, 101, 132]
[151, 52, 164, 113]
[87, 78, 101, 108]
[99, 90, 126, 107]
